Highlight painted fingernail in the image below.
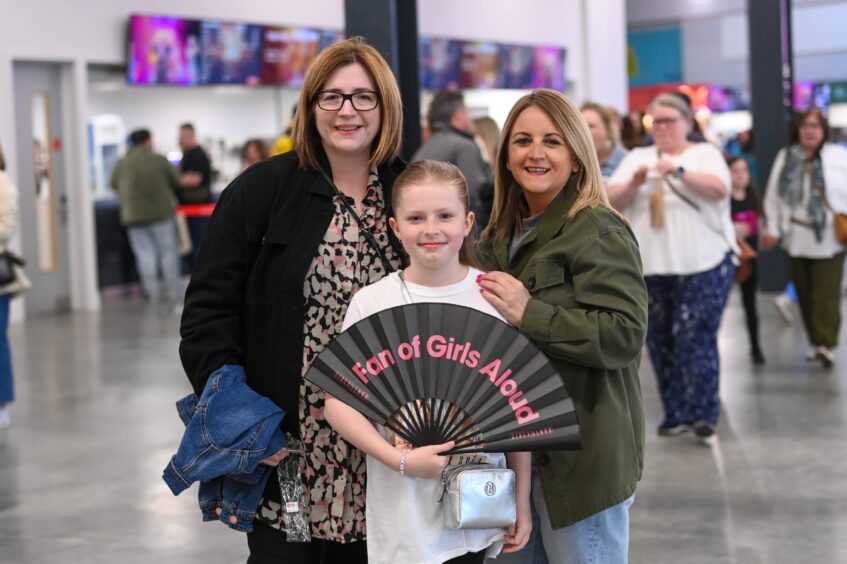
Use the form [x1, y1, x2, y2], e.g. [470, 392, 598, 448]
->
[479, 288, 485, 294]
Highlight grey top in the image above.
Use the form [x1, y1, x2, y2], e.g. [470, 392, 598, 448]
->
[508, 212, 544, 262]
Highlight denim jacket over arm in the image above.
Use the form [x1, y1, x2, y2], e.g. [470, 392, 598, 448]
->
[163, 364, 286, 532]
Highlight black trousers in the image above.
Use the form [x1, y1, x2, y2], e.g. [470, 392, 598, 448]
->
[246, 521, 367, 564]
[738, 253, 762, 354]
[246, 520, 486, 563]
[445, 550, 486, 563]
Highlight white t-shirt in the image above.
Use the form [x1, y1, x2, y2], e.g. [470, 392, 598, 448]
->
[341, 267, 507, 564]
[609, 143, 736, 276]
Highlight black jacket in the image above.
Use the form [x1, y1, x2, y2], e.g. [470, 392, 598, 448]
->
[179, 151, 405, 437]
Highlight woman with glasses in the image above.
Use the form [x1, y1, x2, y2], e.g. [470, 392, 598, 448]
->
[607, 93, 736, 441]
[180, 37, 405, 563]
[760, 108, 847, 368]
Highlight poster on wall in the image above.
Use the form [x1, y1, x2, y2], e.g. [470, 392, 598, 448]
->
[419, 38, 462, 91]
[459, 42, 500, 89]
[261, 27, 321, 86]
[532, 46, 566, 91]
[200, 20, 263, 85]
[127, 15, 201, 85]
[627, 27, 682, 87]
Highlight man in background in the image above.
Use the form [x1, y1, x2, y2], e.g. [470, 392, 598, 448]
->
[413, 91, 494, 229]
[177, 123, 212, 270]
[177, 123, 212, 204]
[110, 129, 181, 313]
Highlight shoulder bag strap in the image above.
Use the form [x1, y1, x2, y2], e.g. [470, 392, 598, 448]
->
[664, 174, 739, 256]
[317, 167, 396, 274]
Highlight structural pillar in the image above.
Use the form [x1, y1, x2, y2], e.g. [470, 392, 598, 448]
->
[345, 0, 421, 160]
[748, 0, 793, 291]
[581, 0, 628, 111]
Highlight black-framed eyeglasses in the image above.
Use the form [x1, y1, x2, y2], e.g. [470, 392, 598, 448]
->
[315, 90, 380, 111]
[652, 117, 680, 128]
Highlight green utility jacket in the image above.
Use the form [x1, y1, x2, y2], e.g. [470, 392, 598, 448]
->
[110, 146, 180, 226]
[479, 187, 647, 529]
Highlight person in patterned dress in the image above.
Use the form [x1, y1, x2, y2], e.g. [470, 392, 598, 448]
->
[179, 37, 405, 563]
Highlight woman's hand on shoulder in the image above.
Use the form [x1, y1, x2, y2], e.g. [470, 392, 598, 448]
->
[478, 271, 531, 327]
[403, 441, 454, 480]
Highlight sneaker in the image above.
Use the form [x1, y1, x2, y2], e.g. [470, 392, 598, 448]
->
[692, 420, 715, 439]
[815, 346, 835, 368]
[0, 405, 9, 430]
[805, 349, 818, 362]
[773, 294, 794, 324]
[657, 422, 690, 437]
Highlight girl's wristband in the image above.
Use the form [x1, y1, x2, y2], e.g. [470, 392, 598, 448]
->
[399, 450, 408, 476]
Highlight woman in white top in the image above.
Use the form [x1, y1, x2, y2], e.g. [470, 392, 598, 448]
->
[760, 108, 847, 368]
[607, 93, 736, 440]
[0, 143, 21, 429]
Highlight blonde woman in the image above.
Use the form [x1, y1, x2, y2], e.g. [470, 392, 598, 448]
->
[478, 89, 647, 563]
[473, 115, 501, 172]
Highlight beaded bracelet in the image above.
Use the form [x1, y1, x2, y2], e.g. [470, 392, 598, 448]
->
[399, 450, 408, 476]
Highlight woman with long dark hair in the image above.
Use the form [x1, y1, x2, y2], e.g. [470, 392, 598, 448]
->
[728, 156, 765, 364]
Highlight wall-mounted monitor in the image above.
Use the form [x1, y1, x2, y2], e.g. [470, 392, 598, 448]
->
[127, 15, 201, 85]
[200, 20, 263, 85]
[261, 27, 321, 87]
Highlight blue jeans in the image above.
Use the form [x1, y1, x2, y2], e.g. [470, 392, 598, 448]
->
[492, 471, 634, 564]
[0, 294, 13, 405]
[126, 219, 180, 304]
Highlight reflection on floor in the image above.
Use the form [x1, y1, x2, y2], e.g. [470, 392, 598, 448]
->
[0, 289, 845, 564]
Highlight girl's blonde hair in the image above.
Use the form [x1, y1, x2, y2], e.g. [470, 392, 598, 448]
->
[483, 89, 623, 242]
[391, 160, 480, 268]
[293, 36, 403, 170]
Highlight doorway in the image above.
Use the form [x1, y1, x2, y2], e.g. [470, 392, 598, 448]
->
[13, 61, 72, 315]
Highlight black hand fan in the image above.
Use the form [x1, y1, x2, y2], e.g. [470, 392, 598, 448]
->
[305, 303, 581, 454]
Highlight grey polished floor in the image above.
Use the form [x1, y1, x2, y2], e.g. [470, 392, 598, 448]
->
[0, 290, 845, 564]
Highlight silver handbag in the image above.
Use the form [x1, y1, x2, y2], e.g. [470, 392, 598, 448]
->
[440, 463, 516, 530]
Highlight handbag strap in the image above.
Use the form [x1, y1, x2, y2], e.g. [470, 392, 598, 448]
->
[317, 167, 396, 274]
[663, 174, 739, 256]
[662, 175, 701, 212]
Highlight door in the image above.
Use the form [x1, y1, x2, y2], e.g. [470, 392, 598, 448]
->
[13, 62, 71, 315]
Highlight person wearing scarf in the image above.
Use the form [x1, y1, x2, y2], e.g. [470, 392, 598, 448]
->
[761, 108, 847, 368]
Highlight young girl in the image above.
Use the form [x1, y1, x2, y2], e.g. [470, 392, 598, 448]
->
[325, 160, 531, 564]
[728, 156, 766, 365]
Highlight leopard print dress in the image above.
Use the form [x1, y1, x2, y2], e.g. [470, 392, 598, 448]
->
[256, 169, 401, 543]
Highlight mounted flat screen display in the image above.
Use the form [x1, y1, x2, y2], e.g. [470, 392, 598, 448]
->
[200, 20, 263, 85]
[261, 27, 321, 87]
[127, 14, 568, 91]
[127, 15, 201, 85]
